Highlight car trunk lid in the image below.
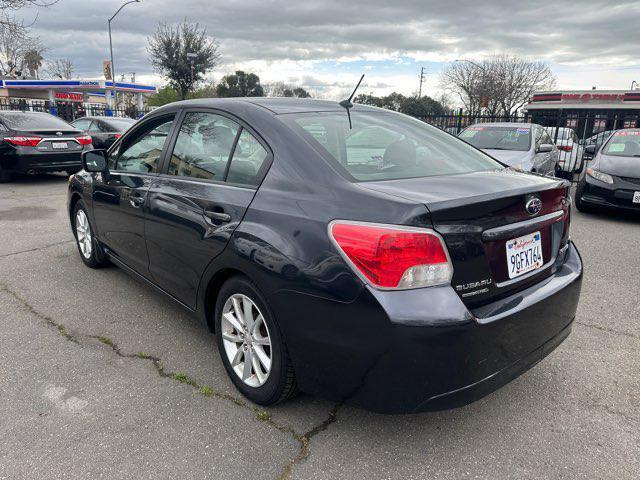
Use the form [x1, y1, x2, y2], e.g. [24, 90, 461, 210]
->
[361, 169, 571, 307]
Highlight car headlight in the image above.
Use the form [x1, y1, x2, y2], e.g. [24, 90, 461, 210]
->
[586, 168, 613, 184]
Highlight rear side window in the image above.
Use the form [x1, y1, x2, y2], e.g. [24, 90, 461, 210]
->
[226, 129, 268, 186]
[72, 118, 92, 131]
[283, 111, 501, 181]
[168, 112, 239, 181]
[1, 112, 73, 130]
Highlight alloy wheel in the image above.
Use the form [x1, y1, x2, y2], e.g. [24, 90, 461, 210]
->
[75, 209, 92, 259]
[221, 293, 272, 387]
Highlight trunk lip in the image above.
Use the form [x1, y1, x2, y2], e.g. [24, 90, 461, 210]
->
[481, 210, 564, 241]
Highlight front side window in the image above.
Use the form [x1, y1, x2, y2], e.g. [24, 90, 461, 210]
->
[113, 116, 174, 173]
[226, 129, 269, 186]
[601, 130, 640, 157]
[460, 126, 531, 152]
[168, 112, 239, 181]
[284, 111, 501, 182]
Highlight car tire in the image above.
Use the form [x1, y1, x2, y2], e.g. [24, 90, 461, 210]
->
[72, 201, 110, 268]
[215, 275, 298, 406]
[574, 179, 592, 213]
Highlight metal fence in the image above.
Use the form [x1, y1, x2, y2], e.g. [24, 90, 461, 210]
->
[417, 109, 637, 181]
[0, 98, 149, 123]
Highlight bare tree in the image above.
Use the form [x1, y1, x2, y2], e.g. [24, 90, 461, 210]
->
[264, 81, 311, 98]
[45, 58, 74, 79]
[0, 21, 42, 76]
[0, 0, 58, 27]
[440, 55, 555, 116]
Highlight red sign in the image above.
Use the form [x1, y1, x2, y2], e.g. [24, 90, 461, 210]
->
[561, 93, 625, 102]
[54, 92, 83, 101]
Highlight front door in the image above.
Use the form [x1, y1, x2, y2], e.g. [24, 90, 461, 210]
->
[92, 115, 175, 277]
[145, 110, 271, 307]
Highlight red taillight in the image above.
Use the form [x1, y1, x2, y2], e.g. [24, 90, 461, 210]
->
[329, 221, 452, 289]
[557, 145, 573, 152]
[75, 135, 93, 146]
[4, 136, 42, 147]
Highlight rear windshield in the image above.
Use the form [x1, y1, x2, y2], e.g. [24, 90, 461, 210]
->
[602, 130, 640, 157]
[0, 112, 74, 130]
[282, 111, 502, 181]
[459, 125, 531, 151]
[107, 118, 136, 131]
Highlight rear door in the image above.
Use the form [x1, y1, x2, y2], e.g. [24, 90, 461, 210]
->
[91, 114, 176, 277]
[145, 109, 272, 307]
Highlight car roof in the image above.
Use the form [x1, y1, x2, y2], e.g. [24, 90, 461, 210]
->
[154, 97, 379, 115]
[74, 116, 134, 121]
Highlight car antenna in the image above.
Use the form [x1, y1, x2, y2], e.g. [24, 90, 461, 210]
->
[339, 74, 365, 129]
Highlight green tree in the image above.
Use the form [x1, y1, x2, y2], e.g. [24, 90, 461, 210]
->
[147, 21, 221, 100]
[147, 85, 180, 107]
[355, 92, 445, 116]
[215, 70, 264, 97]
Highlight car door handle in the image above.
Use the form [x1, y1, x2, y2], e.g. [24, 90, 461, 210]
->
[204, 209, 231, 223]
[129, 193, 146, 208]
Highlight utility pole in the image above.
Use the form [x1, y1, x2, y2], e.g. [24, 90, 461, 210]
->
[418, 67, 426, 98]
[108, 0, 142, 111]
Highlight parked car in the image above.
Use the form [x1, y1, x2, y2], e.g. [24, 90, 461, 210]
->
[68, 98, 582, 413]
[0, 111, 92, 182]
[575, 128, 640, 212]
[544, 127, 584, 175]
[71, 116, 136, 149]
[580, 130, 615, 160]
[459, 123, 559, 176]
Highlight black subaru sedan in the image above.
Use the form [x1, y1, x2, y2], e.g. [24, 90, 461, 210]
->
[0, 111, 92, 182]
[67, 98, 582, 413]
[575, 129, 640, 212]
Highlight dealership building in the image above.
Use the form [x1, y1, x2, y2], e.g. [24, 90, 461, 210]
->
[0, 78, 156, 118]
[523, 89, 640, 136]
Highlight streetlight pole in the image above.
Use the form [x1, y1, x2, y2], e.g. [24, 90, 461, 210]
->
[108, 0, 141, 112]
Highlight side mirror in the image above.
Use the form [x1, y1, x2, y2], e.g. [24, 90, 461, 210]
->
[537, 143, 553, 153]
[82, 149, 108, 173]
[584, 145, 597, 155]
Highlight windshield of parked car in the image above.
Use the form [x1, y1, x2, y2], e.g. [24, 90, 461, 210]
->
[459, 125, 531, 151]
[107, 118, 136, 131]
[0, 112, 74, 130]
[601, 130, 640, 157]
[282, 111, 502, 182]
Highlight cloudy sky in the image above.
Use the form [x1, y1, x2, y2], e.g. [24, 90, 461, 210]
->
[19, 0, 640, 100]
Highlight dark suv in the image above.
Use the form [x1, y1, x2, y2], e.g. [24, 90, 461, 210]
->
[67, 98, 582, 413]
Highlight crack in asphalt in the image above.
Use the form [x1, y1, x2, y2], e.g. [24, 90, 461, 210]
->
[0, 282, 341, 479]
[575, 320, 640, 341]
[0, 240, 75, 259]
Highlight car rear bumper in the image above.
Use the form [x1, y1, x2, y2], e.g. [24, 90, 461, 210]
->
[579, 177, 640, 211]
[0, 152, 83, 173]
[275, 242, 582, 413]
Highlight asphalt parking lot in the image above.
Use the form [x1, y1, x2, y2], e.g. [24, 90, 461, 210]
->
[0, 174, 638, 479]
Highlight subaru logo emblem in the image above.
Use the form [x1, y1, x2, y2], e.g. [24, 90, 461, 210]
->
[525, 195, 542, 216]
[56, 131, 63, 136]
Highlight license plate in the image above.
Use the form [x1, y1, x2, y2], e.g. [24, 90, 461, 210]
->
[51, 142, 68, 149]
[506, 231, 544, 279]
[633, 191, 640, 204]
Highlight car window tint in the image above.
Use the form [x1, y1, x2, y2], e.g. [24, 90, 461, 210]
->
[285, 112, 501, 182]
[0, 112, 73, 130]
[168, 112, 239, 181]
[73, 118, 91, 130]
[226, 129, 268, 186]
[114, 116, 174, 173]
[88, 121, 101, 133]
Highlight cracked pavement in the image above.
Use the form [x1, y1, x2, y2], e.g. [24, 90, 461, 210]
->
[0, 174, 638, 478]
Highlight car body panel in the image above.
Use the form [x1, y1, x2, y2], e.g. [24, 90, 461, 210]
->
[67, 98, 582, 413]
